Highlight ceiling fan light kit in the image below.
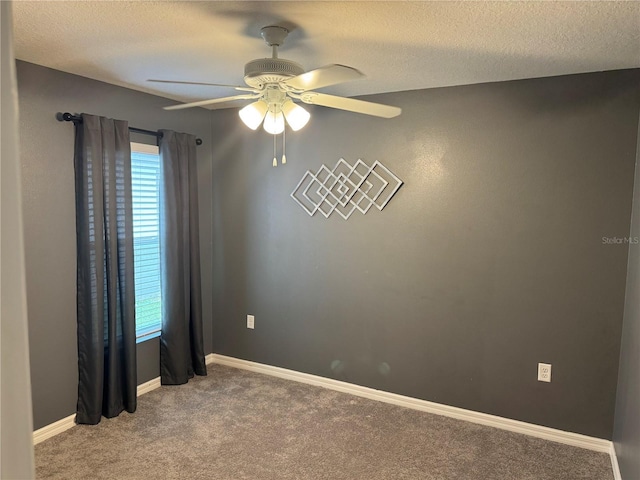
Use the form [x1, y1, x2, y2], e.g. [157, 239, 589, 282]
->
[282, 99, 310, 131]
[238, 100, 268, 130]
[153, 25, 401, 166]
[263, 110, 285, 135]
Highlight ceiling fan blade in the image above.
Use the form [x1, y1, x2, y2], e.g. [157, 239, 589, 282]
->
[297, 92, 401, 118]
[163, 94, 260, 111]
[284, 65, 364, 92]
[148, 79, 257, 92]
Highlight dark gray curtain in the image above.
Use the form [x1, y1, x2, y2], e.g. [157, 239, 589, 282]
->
[74, 114, 137, 425]
[159, 130, 207, 384]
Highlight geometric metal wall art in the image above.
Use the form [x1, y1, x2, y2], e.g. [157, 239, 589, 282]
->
[291, 158, 403, 220]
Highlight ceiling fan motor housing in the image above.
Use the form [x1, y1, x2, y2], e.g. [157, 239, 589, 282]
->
[244, 58, 305, 88]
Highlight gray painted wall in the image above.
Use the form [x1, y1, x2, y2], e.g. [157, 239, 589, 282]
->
[614, 115, 640, 479]
[210, 69, 640, 439]
[17, 61, 214, 430]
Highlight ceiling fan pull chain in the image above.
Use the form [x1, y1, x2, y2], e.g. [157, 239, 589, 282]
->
[282, 126, 287, 165]
[272, 131, 277, 167]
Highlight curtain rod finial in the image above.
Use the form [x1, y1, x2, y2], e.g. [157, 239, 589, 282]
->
[58, 112, 79, 123]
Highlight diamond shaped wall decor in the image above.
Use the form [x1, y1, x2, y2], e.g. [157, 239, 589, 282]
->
[291, 158, 403, 220]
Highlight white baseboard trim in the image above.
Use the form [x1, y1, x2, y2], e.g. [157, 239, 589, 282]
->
[33, 374, 164, 445]
[210, 354, 614, 456]
[136, 377, 161, 396]
[33, 413, 76, 445]
[610, 443, 622, 480]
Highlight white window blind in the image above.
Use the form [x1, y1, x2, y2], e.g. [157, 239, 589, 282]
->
[131, 142, 162, 340]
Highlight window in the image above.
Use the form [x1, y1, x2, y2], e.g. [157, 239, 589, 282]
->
[131, 142, 162, 341]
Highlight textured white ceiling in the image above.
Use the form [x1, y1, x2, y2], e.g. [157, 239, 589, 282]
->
[12, 1, 640, 109]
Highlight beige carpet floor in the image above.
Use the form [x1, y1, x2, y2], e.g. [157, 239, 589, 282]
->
[35, 363, 613, 479]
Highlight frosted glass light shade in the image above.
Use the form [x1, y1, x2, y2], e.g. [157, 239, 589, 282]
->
[263, 111, 285, 135]
[282, 100, 310, 131]
[239, 100, 268, 130]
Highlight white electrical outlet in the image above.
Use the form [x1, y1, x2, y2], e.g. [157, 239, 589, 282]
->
[538, 363, 552, 382]
[247, 315, 255, 329]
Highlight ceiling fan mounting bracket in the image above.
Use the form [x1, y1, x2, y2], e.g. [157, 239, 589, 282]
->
[260, 26, 289, 47]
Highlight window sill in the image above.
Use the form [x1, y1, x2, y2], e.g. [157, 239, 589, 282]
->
[136, 330, 160, 344]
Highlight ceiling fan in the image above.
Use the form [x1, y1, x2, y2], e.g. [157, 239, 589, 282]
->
[149, 26, 402, 135]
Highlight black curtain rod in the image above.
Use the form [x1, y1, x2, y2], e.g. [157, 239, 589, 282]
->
[58, 113, 203, 146]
